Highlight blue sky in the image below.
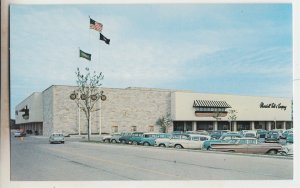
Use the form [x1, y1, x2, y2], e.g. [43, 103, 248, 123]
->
[10, 3, 292, 118]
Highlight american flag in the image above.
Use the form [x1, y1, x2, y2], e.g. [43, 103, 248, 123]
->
[90, 18, 103, 32]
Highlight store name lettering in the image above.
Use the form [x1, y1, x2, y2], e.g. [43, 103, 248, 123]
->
[259, 102, 287, 111]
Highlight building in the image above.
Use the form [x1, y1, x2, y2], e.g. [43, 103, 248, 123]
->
[15, 85, 293, 136]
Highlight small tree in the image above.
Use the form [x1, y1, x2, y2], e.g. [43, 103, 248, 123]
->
[228, 109, 238, 131]
[156, 113, 172, 133]
[212, 111, 222, 130]
[70, 67, 106, 141]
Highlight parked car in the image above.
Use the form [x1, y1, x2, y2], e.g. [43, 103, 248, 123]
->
[265, 131, 280, 143]
[110, 133, 122, 143]
[186, 130, 209, 136]
[14, 130, 26, 137]
[118, 132, 134, 144]
[256, 129, 268, 139]
[128, 132, 145, 145]
[154, 133, 188, 147]
[49, 133, 65, 144]
[282, 129, 293, 139]
[169, 134, 210, 149]
[139, 133, 171, 146]
[244, 132, 256, 138]
[100, 134, 112, 143]
[211, 137, 282, 155]
[209, 130, 229, 140]
[273, 129, 285, 138]
[202, 132, 242, 150]
[286, 133, 293, 143]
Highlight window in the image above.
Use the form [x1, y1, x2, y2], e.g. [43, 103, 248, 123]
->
[131, 126, 137, 132]
[247, 139, 256, 144]
[181, 135, 190, 140]
[192, 137, 200, 141]
[200, 137, 209, 141]
[148, 125, 154, 132]
[112, 126, 118, 133]
[239, 139, 247, 144]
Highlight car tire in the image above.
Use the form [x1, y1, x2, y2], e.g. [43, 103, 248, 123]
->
[111, 139, 117, 143]
[132, 141, 138, 145]
[121, 140, 126, 144]
[159, 144, 166, 147]
[175, 144, 183, 149]
[267, 149, 278, 155]
[143, 142, 150, 146]
[104, 139, 110, 143]
[62, 141, 65, 144]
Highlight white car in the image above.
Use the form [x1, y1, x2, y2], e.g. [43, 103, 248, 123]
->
[100, 134, 112, 143]
[154, 133, 184, 147]
[49, 133, 65, 144]
[169, 134, 210, 149]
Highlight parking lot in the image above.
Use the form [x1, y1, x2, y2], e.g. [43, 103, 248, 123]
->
[11, 134, 293, 180]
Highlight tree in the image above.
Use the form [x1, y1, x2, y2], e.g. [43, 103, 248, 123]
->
[70, 67, 106, 141]
[156, 113, 172, 133]
[227, 109, 238, 131]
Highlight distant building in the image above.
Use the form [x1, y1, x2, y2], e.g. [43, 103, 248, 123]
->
[15, 85, 293, 136]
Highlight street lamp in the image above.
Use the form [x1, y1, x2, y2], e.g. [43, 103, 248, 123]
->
[70, 90, 106, 139]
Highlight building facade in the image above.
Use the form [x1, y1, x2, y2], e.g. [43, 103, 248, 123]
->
[15, 85, 293, 136]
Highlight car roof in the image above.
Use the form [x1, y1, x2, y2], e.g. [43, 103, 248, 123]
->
[232, 137, 257, 140]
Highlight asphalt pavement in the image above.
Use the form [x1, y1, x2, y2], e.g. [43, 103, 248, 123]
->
[10, 135, 293, 180]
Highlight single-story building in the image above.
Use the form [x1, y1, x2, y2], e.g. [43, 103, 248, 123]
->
[15, 85, 293, 136]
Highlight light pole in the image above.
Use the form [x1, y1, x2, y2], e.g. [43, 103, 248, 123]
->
[70, 89, 106, 141]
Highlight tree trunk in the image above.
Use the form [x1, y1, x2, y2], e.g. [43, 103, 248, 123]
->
[87, 113, 90, 141]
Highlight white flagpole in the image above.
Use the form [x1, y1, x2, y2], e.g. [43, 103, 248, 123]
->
[78, 107, 81, 135]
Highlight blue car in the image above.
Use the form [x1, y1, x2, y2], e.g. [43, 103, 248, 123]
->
[140, 133, 171, 146]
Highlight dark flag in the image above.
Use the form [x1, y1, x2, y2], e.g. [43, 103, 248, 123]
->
[90, 18, 103, 32]
[100, 33, 110, 45]
[79, 49, 91, 61]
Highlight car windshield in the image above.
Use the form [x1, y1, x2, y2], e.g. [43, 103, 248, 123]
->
[53, 134, 63, 136]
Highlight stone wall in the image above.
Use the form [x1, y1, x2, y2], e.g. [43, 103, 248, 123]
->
[42, 86, 54, 136]
[100, 87, 172, 133]
[47, 85, 172, 135]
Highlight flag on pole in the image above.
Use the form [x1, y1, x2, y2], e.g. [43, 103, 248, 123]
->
[100, 33, 110, 45]
[79, 49, 91, 61]
[90, 18, 103, 32]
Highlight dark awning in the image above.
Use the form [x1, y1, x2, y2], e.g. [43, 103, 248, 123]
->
[193, 100, 231, 108]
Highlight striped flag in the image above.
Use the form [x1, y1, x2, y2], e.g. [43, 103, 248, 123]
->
[90, 18, 103, 32]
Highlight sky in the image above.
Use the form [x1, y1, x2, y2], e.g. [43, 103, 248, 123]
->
[10, 3, 292, 118]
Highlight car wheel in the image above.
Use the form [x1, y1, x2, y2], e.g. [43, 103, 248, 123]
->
[143, 142, 150, 146]
[111, 139, 117, 143]
[175, 144, 183, 149]
[121, 140, 126, 144]
[62, 141, 65, 144]
[267, 149, 278, 155]
[132, 141, 138, 145]
[104, 139, 109, 143]
[207, 146, 212, 151]
[159, 144, 166, 147]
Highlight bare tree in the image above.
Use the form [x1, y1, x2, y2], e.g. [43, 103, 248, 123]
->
[70, 67, 106, 141]
[227, 109, 238, 131]
[156, 113, 172, 133]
